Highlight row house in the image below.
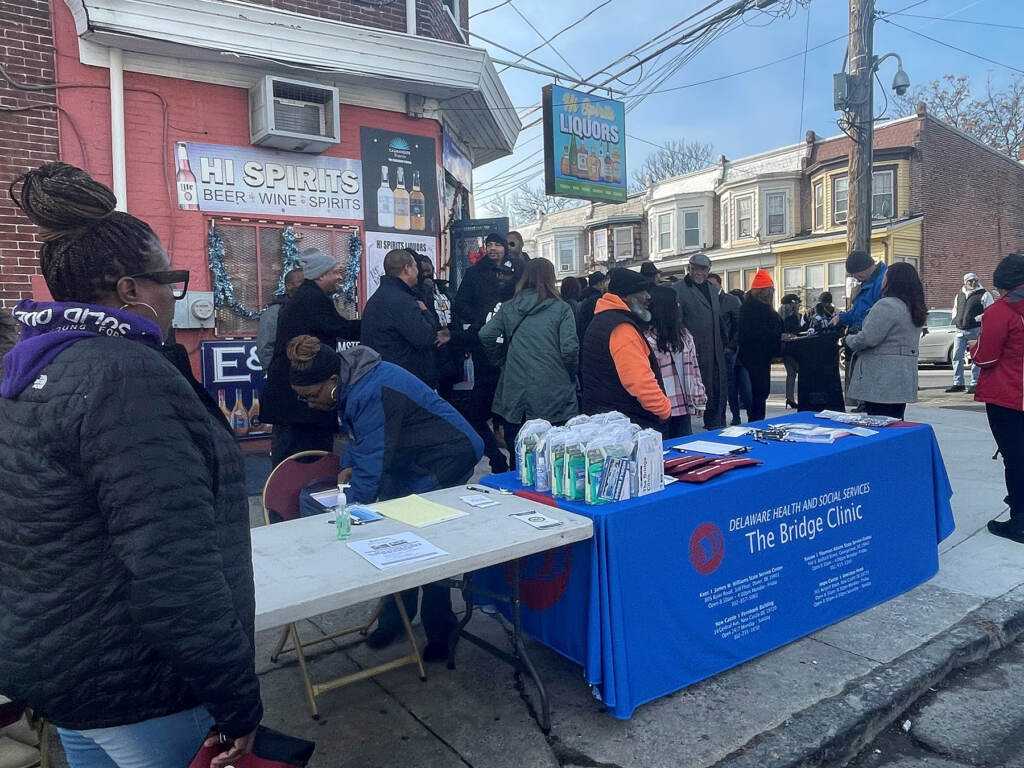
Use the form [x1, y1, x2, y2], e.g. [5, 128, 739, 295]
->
[519, 105, 1024, 309]
[518, 194, 648, 278]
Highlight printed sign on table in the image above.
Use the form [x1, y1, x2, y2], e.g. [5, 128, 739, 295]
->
[173, 142, 363, 219]
[200, 340, 269, 440]
[542, 84, 626, 203]
[360, 128, 440, 236]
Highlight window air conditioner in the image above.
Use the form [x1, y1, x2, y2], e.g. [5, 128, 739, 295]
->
[249, 75, 340, 153]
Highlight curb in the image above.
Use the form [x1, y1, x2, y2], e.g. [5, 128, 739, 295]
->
[712, 583, 1024, 768]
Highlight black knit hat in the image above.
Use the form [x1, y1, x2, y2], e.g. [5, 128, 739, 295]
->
[485, 232, 507, 246]
[846, 250, 873, 273]
[608, 267, 652, 297]
[639, 261, 661, 279]
[993, 252, 1024, 291]
[290, 343, 340, 386]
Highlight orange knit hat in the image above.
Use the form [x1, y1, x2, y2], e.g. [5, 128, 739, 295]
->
[750, 268, 774, 289]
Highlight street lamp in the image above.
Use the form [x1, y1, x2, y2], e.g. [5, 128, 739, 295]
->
[875, 52, 910, 96]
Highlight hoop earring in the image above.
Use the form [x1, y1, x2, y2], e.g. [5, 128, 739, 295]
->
[120, 301, 158, 320]
[330, 386, 337, 403]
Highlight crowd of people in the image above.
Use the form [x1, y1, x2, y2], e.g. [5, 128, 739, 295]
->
[0, 161, 1022, 768]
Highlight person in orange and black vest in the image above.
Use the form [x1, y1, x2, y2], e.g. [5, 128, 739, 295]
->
[580, 267, 670, 430]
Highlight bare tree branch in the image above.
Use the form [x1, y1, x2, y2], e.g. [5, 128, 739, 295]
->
[482, 183, 582, 225]
[630, 138, 714, 192]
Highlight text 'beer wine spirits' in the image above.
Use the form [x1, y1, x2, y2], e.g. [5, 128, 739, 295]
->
[410, 171, 425, 231]
[231, 389, 250, 437]
[176, 143, 199, 210]
[377, 165, 395, 228]
[393, 167, 410, 231]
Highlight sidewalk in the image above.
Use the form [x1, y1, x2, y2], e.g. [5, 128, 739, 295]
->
[245, 402, 1022, 768]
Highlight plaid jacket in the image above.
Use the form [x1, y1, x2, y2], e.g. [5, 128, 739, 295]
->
[645, 329, 708, 416]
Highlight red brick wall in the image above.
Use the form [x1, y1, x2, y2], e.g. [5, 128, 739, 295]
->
[917, 116, 1024, 306]
[247, 0, 407, 32]
[0, 0, 59, 308]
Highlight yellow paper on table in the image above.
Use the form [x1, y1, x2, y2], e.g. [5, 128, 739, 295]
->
[370, 495, 469, 528]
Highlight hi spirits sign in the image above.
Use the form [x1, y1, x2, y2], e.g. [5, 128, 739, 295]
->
[174, 141, 364, 219]
[542, 85, 627, 203]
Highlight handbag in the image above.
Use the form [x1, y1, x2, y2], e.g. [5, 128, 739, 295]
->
[297, 476, 339, 518]
[189, 726, 315, 768]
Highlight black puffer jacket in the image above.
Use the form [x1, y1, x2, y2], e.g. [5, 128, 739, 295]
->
[0, 337, 262, 736]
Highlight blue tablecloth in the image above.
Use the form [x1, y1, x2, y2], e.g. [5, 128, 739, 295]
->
[480, 413, 954, 719]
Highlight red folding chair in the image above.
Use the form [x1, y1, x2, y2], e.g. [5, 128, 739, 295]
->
[261, 451, 424, 718]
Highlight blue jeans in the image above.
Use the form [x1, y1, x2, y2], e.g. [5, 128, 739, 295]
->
[58, 707, 214, 768]
[952, 329, 980, 386]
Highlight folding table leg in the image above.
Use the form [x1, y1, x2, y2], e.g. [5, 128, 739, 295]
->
[394, 594, 426, 681]
[509, 559, 551, 733]
[269, 625, 291, 663]
[288, 622, 320, 719]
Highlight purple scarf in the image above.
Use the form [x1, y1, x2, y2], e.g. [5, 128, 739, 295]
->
[1, 300, 164, 399]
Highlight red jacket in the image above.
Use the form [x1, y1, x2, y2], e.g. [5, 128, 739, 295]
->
[973, 287, 1024, 411]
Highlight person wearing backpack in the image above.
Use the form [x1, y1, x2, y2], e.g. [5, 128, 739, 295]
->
[479, 257, 579, 452]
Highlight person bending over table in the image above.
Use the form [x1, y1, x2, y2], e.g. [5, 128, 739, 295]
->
[286, 335, 484, 661]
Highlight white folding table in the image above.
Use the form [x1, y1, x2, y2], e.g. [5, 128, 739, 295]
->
[252, 485, 593, 730]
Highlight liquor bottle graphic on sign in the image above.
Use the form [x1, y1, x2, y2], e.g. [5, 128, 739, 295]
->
[576, 141, 589, 177]
[230, 389, 250, 437]
[567, 136, 579, 178]
[217, 389, 231, 424]
[393, 167, 411, 231]
[377, 165, 395, 228]
[248, 392, 262, 432]
[175, 143, 199, 210]
[410, 171, 426, 231]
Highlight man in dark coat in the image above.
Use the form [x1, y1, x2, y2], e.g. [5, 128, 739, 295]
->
[261, 247, 360, 464]
[451, 233, 518, 472]
[360, 249, 441, 388]
[710, 273, 742, 425]
[576, 270, 608, 341]
[255, 267, 303, 371]
[674, 253, 727, 429]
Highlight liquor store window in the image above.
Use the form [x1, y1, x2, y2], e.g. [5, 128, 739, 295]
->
[833, 176, 849, 225]
[683, 211, 700, 248]
[736, 195, 753, 239]
[613, 226, 634, 261]
[593, 230, 608, 262]
[657, 213, 672, 251]
[211, 220, 358, 337]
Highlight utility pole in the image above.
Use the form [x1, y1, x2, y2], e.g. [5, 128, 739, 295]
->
[845, 0, 874, 257]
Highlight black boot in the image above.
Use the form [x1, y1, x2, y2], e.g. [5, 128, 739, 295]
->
[987, 519, 1024, 544]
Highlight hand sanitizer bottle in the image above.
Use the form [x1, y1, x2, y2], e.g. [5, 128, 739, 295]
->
[335, 483, 352, 540]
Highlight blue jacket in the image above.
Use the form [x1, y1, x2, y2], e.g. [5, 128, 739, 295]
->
[839, 262, 887, 329]
[339, 358, 483, 503]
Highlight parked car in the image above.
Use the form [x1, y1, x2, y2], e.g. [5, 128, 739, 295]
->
[919, 309, 966, 366]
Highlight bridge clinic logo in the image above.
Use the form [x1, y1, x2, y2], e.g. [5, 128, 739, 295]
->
[690, 523, 725, 575]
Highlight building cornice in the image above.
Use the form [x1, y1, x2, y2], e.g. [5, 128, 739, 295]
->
[64, 0, 520, 165]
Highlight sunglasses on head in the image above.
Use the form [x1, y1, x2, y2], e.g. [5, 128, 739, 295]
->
[122, 269, 191, 300]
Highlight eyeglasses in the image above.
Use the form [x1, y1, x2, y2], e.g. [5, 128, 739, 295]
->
[122, 269, 190, 300]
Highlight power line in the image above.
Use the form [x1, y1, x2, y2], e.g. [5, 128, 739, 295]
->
[797, 1, 811, 140]
[497, 0, 618, 76]
[506, 1, 585, 80]
[469, 0, 512, 19]
[887, 12, 1024, 31]
[877, 17, 1024, 75]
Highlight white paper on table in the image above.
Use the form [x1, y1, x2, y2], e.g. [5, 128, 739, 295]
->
[347, 532, 447, 570]
[669, 440, 747, 456]
[848, 426, 878, 437]
[460, 493, 501, 508]
[719, 426, 753, 437]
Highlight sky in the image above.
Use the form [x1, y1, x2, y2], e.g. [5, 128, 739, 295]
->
[467, 0, 1020, 216]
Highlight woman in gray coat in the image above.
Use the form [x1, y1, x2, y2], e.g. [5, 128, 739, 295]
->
[844, 262, 927, 419]
[480, 257, 579, 448]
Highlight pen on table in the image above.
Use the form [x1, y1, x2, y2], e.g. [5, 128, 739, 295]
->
[466, 485, 491, 494]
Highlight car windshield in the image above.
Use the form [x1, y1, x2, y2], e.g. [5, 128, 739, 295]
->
[927, 311, 952, 328]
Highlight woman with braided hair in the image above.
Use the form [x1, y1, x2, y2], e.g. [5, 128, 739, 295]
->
[285, 334, 483, 659]
[0, 163, 262, 768]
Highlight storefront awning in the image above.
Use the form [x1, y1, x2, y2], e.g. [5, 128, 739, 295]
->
[65, 0, 520, 165]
